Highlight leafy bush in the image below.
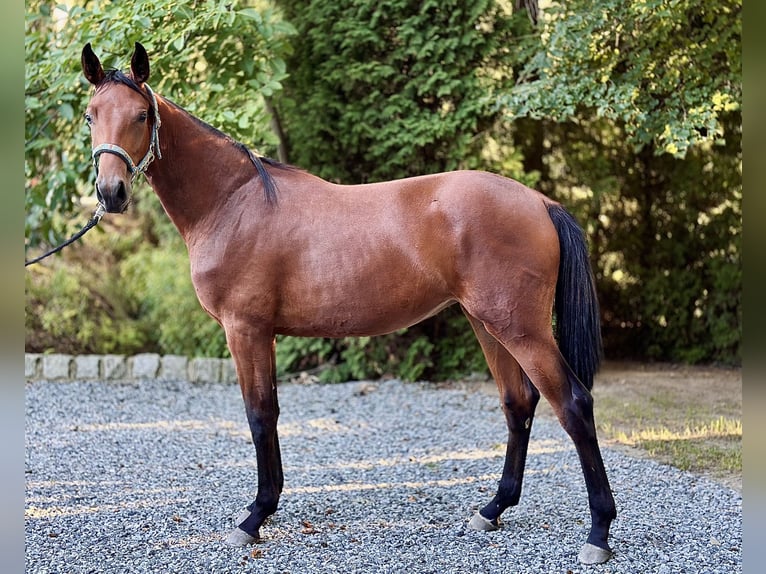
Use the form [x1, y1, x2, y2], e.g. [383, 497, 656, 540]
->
[25, 267, 145, 355]
[25, 184, 229, 359]
[533, 114, 742, 366]
[276, 306, 489, 383]
[277, 0, 519, 183]
[25, 223, 148, 355]
[431, 308, 489, 380]
[276, 333, 428, 382]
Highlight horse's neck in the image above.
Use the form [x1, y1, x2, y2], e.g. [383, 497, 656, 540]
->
[143, 97, 253, 240]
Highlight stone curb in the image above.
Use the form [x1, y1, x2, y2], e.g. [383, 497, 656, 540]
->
[25, 353, 238, 384]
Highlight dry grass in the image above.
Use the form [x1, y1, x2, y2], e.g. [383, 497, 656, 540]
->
[589, 362, 742, 490]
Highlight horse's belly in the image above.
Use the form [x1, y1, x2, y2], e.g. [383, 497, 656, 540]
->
[274, 291, 455, 338]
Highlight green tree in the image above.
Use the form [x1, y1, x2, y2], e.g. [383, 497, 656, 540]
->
[502, 0, 741, 158]
[530, 117, 741, 364]
[504, 0, 742, 363]
[275, 0, 523, 183]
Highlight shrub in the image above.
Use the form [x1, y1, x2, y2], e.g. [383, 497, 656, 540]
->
[25, 251, 146, 355]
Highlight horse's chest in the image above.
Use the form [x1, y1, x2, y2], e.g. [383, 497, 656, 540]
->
[188, 264, 226, 319]
[189, 255, 276, 323]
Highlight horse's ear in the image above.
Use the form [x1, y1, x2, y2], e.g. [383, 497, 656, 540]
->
[81, 43, 105, 86]
[130, 42, 150, 84]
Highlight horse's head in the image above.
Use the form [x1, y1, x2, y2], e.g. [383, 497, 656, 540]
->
[81, 42, 161, 213]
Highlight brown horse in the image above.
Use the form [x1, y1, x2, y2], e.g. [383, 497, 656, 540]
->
[80, 42, 616, 564]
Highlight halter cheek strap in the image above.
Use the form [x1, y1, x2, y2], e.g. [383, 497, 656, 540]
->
[92, 83, 162, 181]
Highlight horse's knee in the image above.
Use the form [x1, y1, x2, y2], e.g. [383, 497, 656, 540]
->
[503, 391, 540, 433]
[502, 403, 537, 441]
[245, 404, 278, 435]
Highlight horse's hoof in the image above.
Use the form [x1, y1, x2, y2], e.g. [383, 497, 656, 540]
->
[468, 512, 499, 532]
[224, 527, 258, 546]
[578, 542, 612, 564]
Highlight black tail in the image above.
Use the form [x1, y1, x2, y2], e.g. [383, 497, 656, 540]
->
[546, 203, 603, 390]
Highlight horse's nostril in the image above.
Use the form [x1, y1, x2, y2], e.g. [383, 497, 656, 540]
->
[95, 179, 129, 213]
[116, 181, 127, 205]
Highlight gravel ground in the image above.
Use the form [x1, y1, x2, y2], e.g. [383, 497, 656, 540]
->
[25, 378, 741, 574]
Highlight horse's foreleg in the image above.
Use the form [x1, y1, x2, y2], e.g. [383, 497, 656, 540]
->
[223, 326, 283, 546]
[464, 313, 540, 531]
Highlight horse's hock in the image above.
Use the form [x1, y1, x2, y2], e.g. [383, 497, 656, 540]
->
[24, 353, 238, 384]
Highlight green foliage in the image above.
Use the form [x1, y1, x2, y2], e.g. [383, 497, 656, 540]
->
[501, 0, 741, 158]
[25, 0, 295, 246]
[25, 195, 232, 358]
[614, 137, 741, 364]
[276, 331, 435, 382]
[431, 308, 488, 380]
[25, 0, 742, 374]
[529, 112, 741, 365]
[25, 222, 148, 355]
[275, 306, 489, 382]
[25, 266, 145, 355]
[276, 0, 519, 183]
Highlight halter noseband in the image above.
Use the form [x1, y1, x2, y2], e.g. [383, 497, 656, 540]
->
[91, 83, 162, 180]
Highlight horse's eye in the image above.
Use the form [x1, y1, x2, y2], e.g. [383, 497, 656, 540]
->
[84, 113, 93, 126]
[138, 111, 148, 123]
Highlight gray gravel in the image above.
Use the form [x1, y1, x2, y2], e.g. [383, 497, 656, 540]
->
[25, 378, 741, 573]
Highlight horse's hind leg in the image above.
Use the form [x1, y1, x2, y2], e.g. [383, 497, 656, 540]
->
[464, 311, 540, 531]
[489, 327, 616, 564]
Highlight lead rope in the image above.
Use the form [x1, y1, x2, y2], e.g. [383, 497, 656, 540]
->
[24, 204, 106, 267]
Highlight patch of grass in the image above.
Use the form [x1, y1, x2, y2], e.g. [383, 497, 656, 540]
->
[593, 371, 742, 487]
[609, 416, 742, 474]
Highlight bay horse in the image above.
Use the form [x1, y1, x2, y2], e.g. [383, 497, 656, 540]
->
[80, 42, 616, 564]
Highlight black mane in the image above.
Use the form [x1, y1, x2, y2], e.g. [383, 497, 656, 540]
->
[97, 69, 283, 205]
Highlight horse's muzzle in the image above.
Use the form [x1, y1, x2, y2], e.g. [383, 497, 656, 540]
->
[96, 177, 130, 213]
